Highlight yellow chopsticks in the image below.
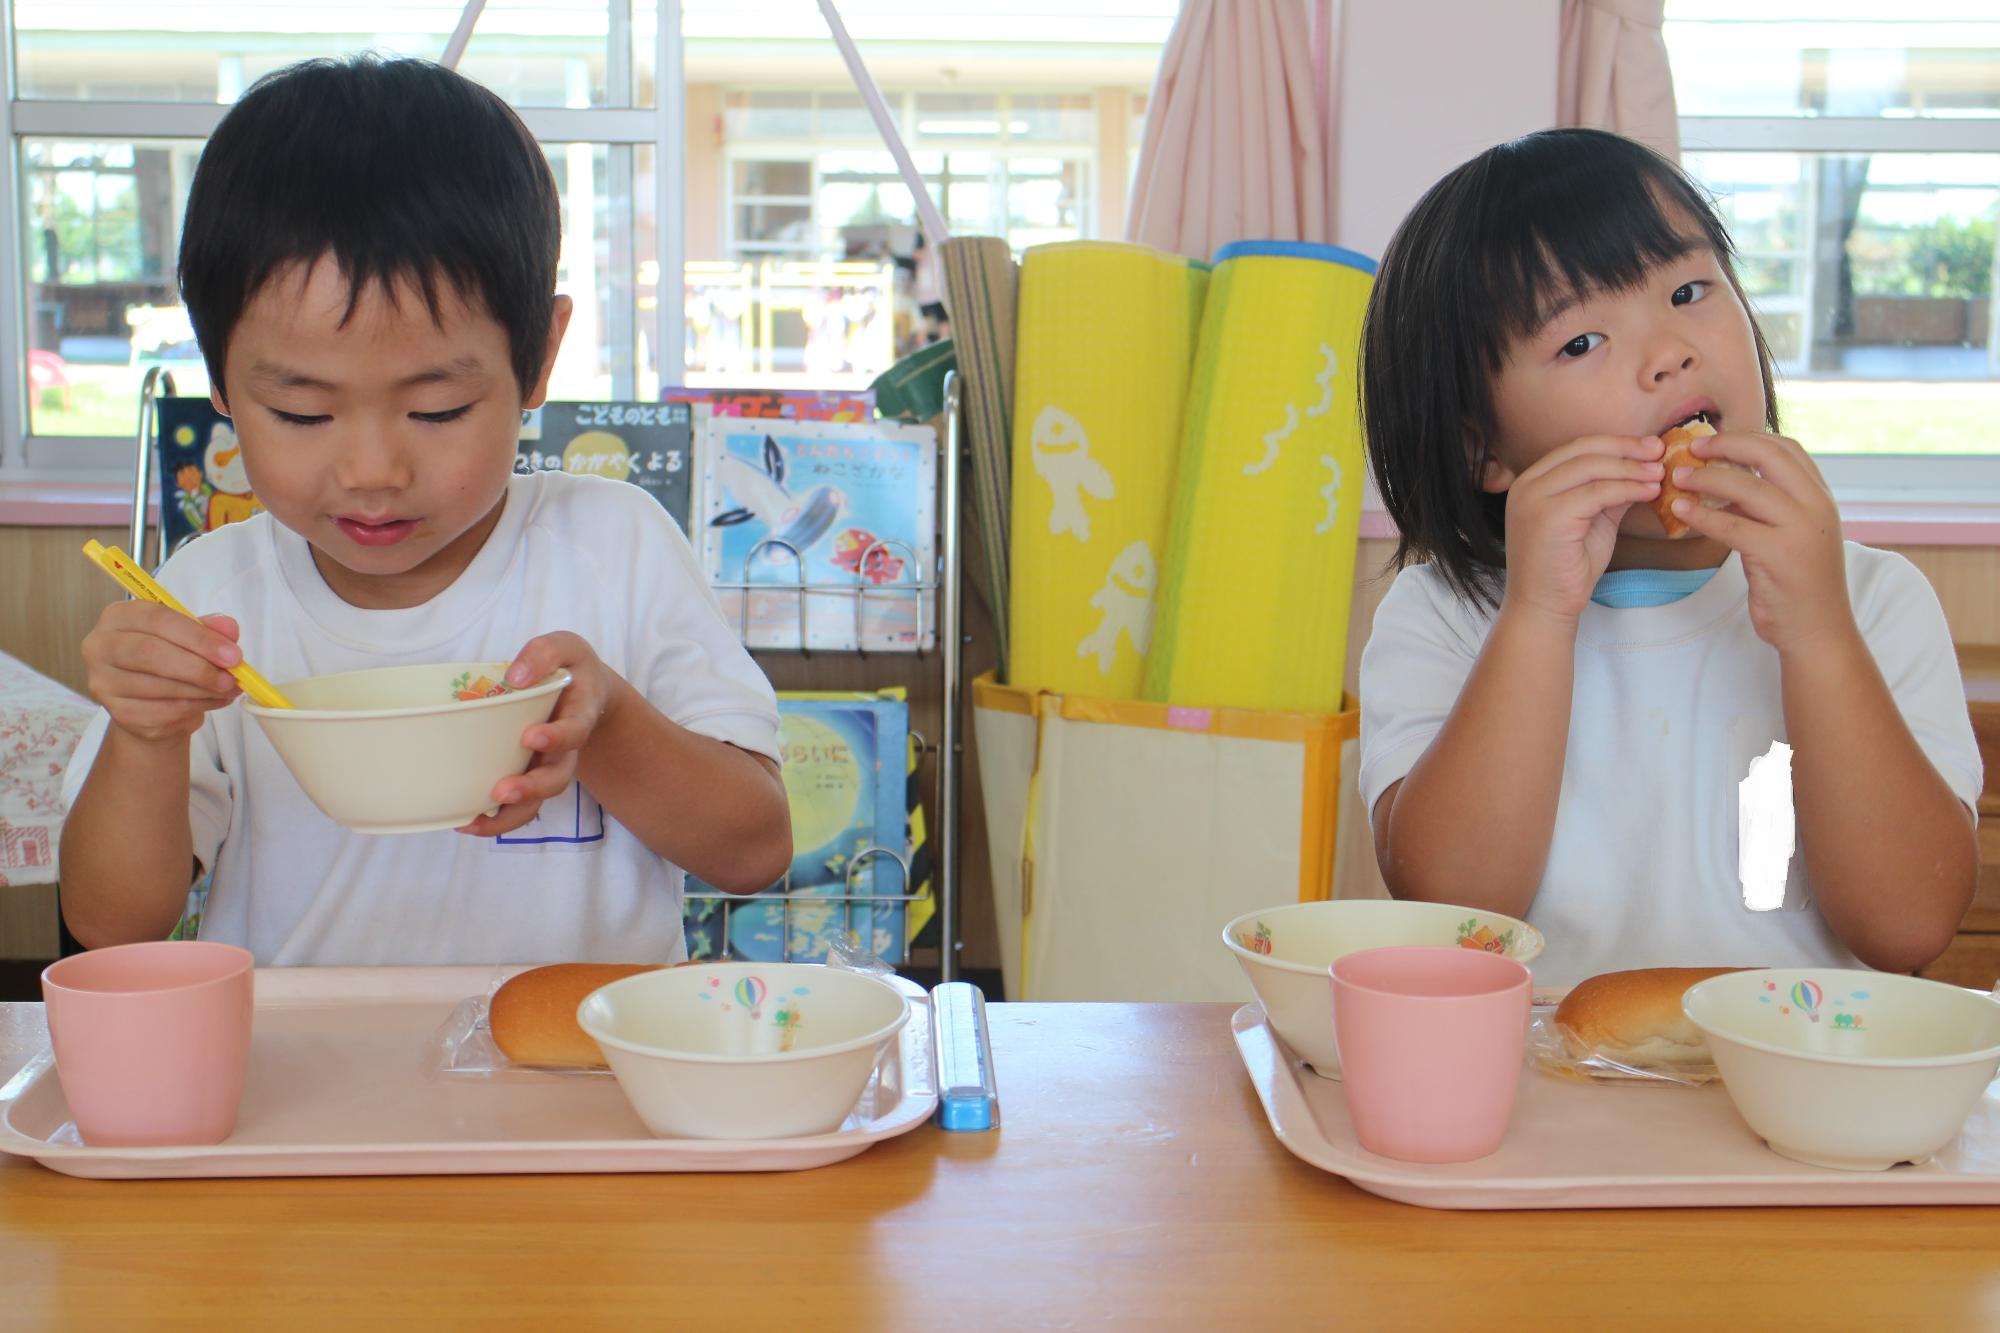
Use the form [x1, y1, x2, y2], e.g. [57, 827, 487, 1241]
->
[80, 540, 294, 709]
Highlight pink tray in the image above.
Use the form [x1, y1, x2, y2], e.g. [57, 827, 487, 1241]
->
[1231, 1003, 2000, 1209]
[0, 966, 936, 1180]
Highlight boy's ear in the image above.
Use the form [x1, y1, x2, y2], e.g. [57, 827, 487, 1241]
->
[521, 294, 575, 411]
[208, 386, 230, 418]
[1468, 427, 1515, 494]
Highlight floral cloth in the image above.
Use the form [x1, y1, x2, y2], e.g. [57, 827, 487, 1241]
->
[0, 650, 93, 888]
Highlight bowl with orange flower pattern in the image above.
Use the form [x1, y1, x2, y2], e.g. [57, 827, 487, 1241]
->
[244, 661, 569, 835]
[1222, 900, 1543, 1078]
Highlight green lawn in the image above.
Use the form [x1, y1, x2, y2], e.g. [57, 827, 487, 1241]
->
[32, 361, 210, 439]
[1776, 380, 2000, 457]
[25, 357, 2000, 459]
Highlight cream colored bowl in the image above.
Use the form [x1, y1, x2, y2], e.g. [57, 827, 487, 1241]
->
[1685, 968, 2000, 1171]
[243, 662, 569, 834]
[578, 962, 910, 1140]
[1221, 900, 1543, 1078]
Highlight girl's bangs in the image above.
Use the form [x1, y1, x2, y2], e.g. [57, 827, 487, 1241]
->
[1473, 149, 1729, 363]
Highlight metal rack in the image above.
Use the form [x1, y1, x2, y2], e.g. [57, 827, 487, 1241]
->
[685, 371, 963, 980]
[129, 365, 177, 568]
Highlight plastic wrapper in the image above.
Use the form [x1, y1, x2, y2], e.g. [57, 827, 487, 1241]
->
[1526, 1005, 1718, 1088]
[424, 937, 899, 1080]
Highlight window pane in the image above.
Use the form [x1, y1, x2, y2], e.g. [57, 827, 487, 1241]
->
[20, 135, 641, 436]
[1686, 149, 2000, 456]
[15, 1, 624, 107]
[545, 142, 639, 403]
[947, 180, 993, 231]
[815, 93, 875, 140]
[734, 160, 812, 198]
[734, 202, 815, 246]
[1666, 2, 2000, 118]
[725, 91, 813, 140]
[914, 93, 1002, 138]
[1008, 93, 1095, 142]
[23, 138, 204, 437]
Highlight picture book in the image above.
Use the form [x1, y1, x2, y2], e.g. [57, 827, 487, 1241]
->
[517, 400, 693, 528]
[683, 693, 912, 964]
[695, 417, 936, 651]
[662, 386, 875, 423]
[154, 396, 260, 564]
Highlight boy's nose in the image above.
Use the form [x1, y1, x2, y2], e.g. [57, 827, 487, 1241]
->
[333, 432, 414, 491]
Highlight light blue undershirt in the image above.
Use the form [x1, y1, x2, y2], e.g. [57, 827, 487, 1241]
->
[1590, 566, 1722, 609]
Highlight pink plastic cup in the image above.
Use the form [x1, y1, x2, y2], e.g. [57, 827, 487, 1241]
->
[41, 940, 255, 1146]
[1329, 945, 1532, 1164]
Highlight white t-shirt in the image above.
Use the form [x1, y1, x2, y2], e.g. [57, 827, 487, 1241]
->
[1358, 546, 1983, 988]
[62, 470, 780, 966]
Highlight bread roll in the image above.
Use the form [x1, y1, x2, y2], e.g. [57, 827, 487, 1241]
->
[489, 963, 667, 1067]
[1652, 418, 1723, 539]
[1553, 966, 1755, 1068]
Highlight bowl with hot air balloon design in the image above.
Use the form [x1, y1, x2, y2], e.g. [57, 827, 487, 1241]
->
[576, 962, 909, 1139]
[1684, 968, 2000, 1171]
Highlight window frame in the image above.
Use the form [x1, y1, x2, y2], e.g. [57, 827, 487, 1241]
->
[1677, 113, 2000, 505]
[719, 87, 1098, 257]
[0, 0, 688, 479]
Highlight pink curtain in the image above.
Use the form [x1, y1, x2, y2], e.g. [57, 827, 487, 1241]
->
[1125, 0, 1332, 261]
[1557, 0, 1682, 161]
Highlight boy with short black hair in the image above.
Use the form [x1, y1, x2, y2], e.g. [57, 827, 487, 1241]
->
[62, 54, 792, 964]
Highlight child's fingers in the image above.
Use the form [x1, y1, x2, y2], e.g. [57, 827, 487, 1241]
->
[491, 753, 579, 808]
[1531, 452, 1665, 500]
[1697, 432, 1831, 505]
[103, 631, 244, 694]
[505, 631, 587, 689]
[199, 613, 241, 643]
[1516, 434, 1662, 486]
[1557, 478, 1664, 519]
[100, 601, 244, 669]
[1673, 460, 1792, 527]
[98, 662, 241, 703]
[1670, 496, 1773, 553]
[523, 715, 592, 756]
[459, 803, 542, 838]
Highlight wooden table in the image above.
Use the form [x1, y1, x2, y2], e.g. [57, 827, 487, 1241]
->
[3, 1002, 1998, 1330]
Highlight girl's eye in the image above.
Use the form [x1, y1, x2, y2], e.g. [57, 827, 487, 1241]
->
[1672, 280, 1712, 307]
[412, 404, 474, 425]
[1558, 332, 1605, 359]
[270, 408, 329, 427]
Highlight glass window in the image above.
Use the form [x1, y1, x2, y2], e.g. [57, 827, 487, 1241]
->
[1671, 3, 2000, 461]
[16, 1, 629, 108]
[24, 138, 204, 437]
[725, 91, 814, 141]
[1691, 149, 1999, 456]
[913, 93, 1004, 138]
[1666, 3, 2000, 118]
[22, 136, 647, 435]
[815, 93, 875, 140]
[1008, 93, 1096, 143]
[734, 160, 812, 197]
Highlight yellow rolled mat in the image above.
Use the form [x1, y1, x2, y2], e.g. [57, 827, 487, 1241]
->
[1008, 240, 1208, 699]
[1143, 241, 1377, 714]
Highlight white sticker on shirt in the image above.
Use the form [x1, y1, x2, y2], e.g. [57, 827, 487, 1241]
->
[1739, 740, 1796, 911]
[1726, 718, 1808, 912]
[492, 783, 606, 852]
